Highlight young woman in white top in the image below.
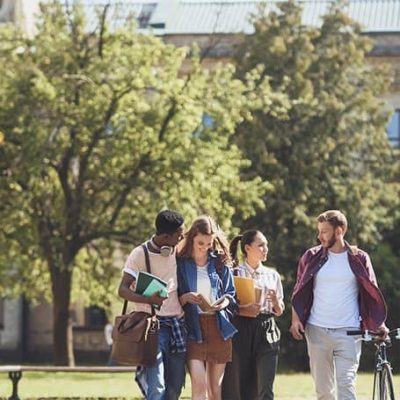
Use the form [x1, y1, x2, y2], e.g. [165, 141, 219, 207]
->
[177, 216, 237, 400]
[222, 230, 284, 400]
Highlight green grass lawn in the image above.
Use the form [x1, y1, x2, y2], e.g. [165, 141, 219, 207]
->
[275, 372, 400, 399]
[0, 371, 399, 399]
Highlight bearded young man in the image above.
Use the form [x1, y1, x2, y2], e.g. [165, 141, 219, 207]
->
[290, 210, 388, 400]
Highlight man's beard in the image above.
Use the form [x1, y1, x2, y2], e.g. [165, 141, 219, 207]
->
[326, 234, 336, 248]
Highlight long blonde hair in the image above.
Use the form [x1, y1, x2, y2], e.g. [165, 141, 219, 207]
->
[177, 215, 231, 265]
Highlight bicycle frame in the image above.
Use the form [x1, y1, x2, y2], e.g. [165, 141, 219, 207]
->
[372, 341, 393, 400]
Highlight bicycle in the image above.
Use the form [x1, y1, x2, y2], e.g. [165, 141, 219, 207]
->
[347, 328, 400, 400]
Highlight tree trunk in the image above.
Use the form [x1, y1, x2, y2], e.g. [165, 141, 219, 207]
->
[52, 268, 75, 366]
[36, 200, 78, 366]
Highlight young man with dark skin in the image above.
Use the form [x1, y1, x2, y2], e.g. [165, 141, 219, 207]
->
[118, 209, 185, 400]
[290, 210, 388, 400]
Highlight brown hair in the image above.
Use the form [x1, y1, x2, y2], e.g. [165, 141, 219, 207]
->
[317, 210, 348, 230]
[177, 215, 231, 265]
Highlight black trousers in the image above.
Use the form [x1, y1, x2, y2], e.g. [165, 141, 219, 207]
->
[222, 315, 279, 400]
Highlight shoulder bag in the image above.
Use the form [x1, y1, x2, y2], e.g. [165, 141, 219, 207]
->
[111, 244, 160, 366]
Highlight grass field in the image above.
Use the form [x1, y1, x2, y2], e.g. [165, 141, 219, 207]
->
[1, 371, 400, 399]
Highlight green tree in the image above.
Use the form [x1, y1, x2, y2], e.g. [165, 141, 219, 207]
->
[0, 1, 266, 365]
[235, 0, 396, 276]
[233, 0, 398, 367]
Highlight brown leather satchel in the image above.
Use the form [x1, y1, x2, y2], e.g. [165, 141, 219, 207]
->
[111, 244, 160, 366]
[111, 307, 159, 366]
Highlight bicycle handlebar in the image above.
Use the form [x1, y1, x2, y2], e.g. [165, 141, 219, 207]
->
[346, 328, 400, 341]
[346, 330, 364, 336]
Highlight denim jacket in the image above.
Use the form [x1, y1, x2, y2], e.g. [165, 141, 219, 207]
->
[291, 242, 387, 331]
[177, 253, 238, 342]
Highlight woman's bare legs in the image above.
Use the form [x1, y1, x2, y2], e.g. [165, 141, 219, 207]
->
[206, 362, 226, 400]
[188, 359, 207, 400]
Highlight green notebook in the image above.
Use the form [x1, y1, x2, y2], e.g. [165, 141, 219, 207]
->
[135, 271, 168, 309]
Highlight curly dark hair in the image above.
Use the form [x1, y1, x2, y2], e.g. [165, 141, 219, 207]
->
[155, 209, 184, 235]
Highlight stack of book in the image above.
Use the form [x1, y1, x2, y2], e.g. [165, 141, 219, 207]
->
[135, 271, 168, 309]
[233, 276, 262, 318]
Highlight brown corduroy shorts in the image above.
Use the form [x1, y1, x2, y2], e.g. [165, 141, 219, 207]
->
[187, 313, 232, 364]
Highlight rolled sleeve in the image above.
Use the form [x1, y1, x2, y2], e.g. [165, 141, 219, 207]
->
[123, 246, 145, 279]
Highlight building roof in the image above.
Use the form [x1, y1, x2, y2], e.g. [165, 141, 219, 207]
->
[77, 0, 400, 34]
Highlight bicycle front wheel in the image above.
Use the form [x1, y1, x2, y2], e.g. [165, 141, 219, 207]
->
[379, 363, 395, 400]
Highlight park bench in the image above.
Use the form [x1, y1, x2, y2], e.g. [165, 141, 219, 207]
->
[0, 365, 136, 400]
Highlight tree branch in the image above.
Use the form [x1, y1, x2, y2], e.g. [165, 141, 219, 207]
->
[80, 229, 137, 246]
[34, 199, 59, 279]
[72, 87, 138, 243]
[98, 3, 110, 58]
[108, 154, 151, 226]
[56, 127, 77, 213]
[77, 86, 134, 191]
[200, 8, 223, 64]
[158, 66, 195, 141]
[158, 99, 177, 141]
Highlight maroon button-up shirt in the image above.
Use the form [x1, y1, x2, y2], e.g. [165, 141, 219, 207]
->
[291, 243, 387, 331]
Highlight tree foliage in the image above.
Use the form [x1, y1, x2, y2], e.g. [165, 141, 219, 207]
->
[0, 1, 266, 364]
[235, 0, 397, 274]
[233, 0, 399, 368]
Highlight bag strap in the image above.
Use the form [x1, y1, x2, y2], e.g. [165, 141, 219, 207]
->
[122, 300, 128, 315]
[121, 242, 153, 315]
[141, 244, 156, 315]
[142, 243, 151, 273]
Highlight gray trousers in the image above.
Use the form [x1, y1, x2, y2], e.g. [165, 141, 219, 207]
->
[305, 324, 362, 400]
[222, 315, 279, 400]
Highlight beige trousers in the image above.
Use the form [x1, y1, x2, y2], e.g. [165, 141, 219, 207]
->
[305, 324, 362, 400]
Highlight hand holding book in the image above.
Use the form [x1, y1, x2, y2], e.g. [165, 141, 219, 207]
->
[197, 294, 229, 313]
[180, 292, 203, 306]
[147, 292, 167, 308]
[238, 302, 261, 317]
[179, 292, 229, 312]
[234, 276, 263, 318]
[135, 271, 168, 309]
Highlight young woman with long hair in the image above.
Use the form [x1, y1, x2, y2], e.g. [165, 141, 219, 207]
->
[177, 216, 237, 400]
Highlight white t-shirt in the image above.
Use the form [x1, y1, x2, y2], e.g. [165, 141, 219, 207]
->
[308, 250, 360, 328]
[196, 264, 213, 303]
[123, 243, 183, 317]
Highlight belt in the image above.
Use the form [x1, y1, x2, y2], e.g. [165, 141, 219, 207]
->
[256, 313, 274, 320]
[236, 313, 274, 321]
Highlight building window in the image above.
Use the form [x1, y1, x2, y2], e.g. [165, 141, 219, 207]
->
[138, 4, 157, 29]
[387, 110, 400, 147]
